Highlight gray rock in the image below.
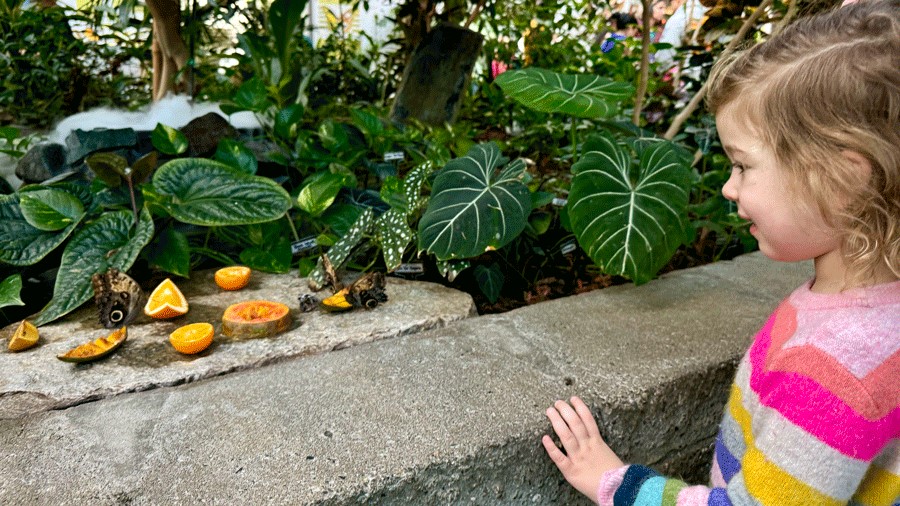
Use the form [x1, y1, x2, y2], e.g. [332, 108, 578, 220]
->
[15, 142, 68, 184]
[65, 128, 138, 165]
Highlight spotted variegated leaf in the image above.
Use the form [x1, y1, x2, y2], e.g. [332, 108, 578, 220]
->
[308, 208, 375, 291]
[377, 208, 414, 271]
[403, 161, 436, 213]
[436, 259, 471, 282]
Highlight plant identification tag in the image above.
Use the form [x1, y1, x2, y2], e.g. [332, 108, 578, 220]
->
[291, 236, 319, 256]
[383, 151, 405, 162]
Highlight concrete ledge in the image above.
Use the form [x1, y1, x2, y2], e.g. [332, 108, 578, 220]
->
[0, 253, 812, 504]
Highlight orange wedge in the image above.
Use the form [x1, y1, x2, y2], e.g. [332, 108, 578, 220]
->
[143, 278, 188, 319]
[215, 266, 251, 291]
[169, 322, 214, 354]
[8, 320, 39, 352]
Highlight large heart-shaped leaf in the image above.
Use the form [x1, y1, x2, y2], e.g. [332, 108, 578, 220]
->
[0, 193, 79, 266]
[494, 68, 634, 119]
[568, 133, 692, 284]
[418, 142, 530, 260]
[32, 206, 154, 326]
[150, 158, 292, 226]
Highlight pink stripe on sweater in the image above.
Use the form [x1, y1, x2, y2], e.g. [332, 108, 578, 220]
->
[749, 317, 900, 460]
[597, 466, 629, 506]
[676, 485, 712, 505]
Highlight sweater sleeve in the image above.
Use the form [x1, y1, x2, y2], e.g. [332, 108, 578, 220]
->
[596, 465, 729, 506]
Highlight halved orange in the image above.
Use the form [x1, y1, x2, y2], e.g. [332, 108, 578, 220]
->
[8, 320, 39, 352]
[143, 278, 189, 319]
[169, 322, 214, 354]
[215, 266, 251, 291]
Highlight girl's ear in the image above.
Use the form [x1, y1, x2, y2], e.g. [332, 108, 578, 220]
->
[841, 150, 872, 180]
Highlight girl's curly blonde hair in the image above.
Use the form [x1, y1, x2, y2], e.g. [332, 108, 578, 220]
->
[707, 0, 899, 284]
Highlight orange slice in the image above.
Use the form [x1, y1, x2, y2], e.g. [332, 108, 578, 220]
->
[222, 300, 291, 338]
[143, 278, 188, 319]
[215, 266, 251, 291]
[57, 327, 127, 363]
[169, 322, 214, 355]
[8, 320, 39, 352]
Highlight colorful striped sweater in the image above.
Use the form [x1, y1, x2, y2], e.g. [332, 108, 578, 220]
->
[597, 279, 900, 506]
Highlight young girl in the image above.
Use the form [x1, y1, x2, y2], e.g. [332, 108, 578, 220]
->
[542, 1, 899, 504]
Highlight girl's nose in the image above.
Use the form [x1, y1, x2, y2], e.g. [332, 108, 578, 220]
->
[722, 170, 739, 202]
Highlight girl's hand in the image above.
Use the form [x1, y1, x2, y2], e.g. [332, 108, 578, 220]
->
[542, 396, 625, 501]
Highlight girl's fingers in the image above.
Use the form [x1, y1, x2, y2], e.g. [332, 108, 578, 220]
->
[546, 406, 579, 454]
[541, 434, 572, 471]
[554, 399, 590, 441]
[570, 396, 602, 439]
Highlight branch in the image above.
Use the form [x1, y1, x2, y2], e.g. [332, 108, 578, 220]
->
[632, 0, 653, 126]
[663, 0, 773, 140]
[463, 0, 486, 29]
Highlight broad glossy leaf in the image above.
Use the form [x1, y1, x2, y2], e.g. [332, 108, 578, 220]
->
[297, 171, 350, 217]
[152, 123, 188, 155]
[0, 193, 78, 265]
[131, 151, 158, 184]
[568, 133, 692, 284]
[0, 273, 24, 309]
[32, 206, 154, 326]
[18, 187, 84, 231]
[494, 68, 633, 119]
[151, 158, 292, 226]
[274, 103, 305, 140]
[418, 142, 530, 260]
[269, 0, 307, 67]
[85, 152, 128, 187]
[474, 263, 504, 303]
[239, 236, 292, 273]
[215, 139, 258, 175]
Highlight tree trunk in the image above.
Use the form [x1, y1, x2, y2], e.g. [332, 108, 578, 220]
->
[145, 0, 190, 102]
[390, 23, 484, 126]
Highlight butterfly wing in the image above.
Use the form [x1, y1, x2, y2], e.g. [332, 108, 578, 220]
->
[92, 268, 144, 328]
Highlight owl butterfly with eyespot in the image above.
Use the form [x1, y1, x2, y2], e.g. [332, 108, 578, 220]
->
[91, 268, 145, 328]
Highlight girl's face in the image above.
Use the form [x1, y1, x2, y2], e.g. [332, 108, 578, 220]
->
[716, 104, 841, 264]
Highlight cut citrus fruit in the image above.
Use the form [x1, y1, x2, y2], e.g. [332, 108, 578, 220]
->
[215, 266, 251, 291]
[143, 278, 188, 319]
[8, 320, 39, 352]
[169, 322, 214, 355]
[58, 327, 127, 363]
[222, 300, 291, 338]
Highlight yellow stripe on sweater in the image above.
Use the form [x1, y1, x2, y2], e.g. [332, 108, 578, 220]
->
[728, 385, 842, 506]
[853, 465, 900, 506]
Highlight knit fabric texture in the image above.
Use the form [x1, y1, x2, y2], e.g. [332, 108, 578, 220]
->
[597, 279, 900, 505]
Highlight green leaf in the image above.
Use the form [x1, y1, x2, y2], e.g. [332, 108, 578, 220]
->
[308, 208, 374, 290]
[32, 206, 154, 326]
[377, 208, 413, 271]
[474, 263, 504, 303]
[494, 68, 633, 119]
[436, 259, 471, 282]
[530, 191, 556, 209]
[268, 0, 307, 69]
[350, 108, 384, 138]
[274, 103, 305, 140]
[0, 193, 79, 265]
[215, 139, 258, 175]
[239, 237, 292, 273]
[151, 123, 188, 155]
[18, 187, 85, 231]
[131, 151, 158, 184]
[145, 226, 190, 278]
[0, 274, 25, 309]
[150, 158, 292, 226]
[418, 142, 531, 260]
[568, 133, 692, 284]
[85, 152, 128, 187]
[233, 77, 270, 112]
[297, 171, 350, 217]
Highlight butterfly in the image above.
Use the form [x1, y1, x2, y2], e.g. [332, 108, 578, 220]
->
[91, 268, 145, 328]
[318, 255, 388, 312]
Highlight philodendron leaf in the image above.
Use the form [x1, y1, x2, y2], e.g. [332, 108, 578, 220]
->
[418, 142, 531, 261]
[131, 151, 158, 184]
[307, 208, 374, 291]
[0, 193, 80, 266]
[18, 187, 85, 231]
[0, 274, 25, 309]
[152, 123, 188, 155]
[494, 68, 634, 119]
[144, 225, 191, 278]
[297, 171, 351, 217]
[150, 158, 292, 226]
[215, 139, 258, 175]
[568, 132, 692, 284]
[86, 152, 128, 187]
[32, 206, 154, 326]
[474, 263, 504, 304]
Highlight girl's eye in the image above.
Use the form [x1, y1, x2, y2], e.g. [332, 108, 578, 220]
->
[732, 163, 746, 173]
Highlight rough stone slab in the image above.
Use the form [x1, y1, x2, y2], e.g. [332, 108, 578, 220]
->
[0, 253, 812, 505]
[0, 271, 476, 419]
